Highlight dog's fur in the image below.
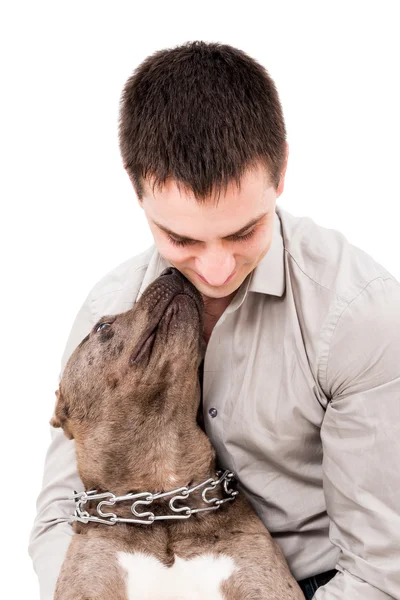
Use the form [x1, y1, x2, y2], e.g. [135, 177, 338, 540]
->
[51, 267, 303, 599]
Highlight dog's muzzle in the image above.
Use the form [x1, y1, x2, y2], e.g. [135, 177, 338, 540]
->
[64, 470, 239, 526]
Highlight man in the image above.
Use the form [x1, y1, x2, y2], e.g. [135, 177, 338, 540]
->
[28, 40, 400, 599]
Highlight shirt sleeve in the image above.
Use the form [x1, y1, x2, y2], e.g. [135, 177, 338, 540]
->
[314, 276, 400, 599]
[27, 291, 96, 600]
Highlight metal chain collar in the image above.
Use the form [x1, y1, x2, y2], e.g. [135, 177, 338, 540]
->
[66, 469, 239, 526]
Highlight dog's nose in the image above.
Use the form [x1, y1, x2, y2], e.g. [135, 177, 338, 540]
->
[159, 267, 179, 277]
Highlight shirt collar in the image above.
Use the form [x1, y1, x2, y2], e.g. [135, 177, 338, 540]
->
[137, 206, 285, 304]
[247, 205, 285, 297]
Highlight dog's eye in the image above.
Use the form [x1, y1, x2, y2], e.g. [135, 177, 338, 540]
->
[93, 315, 116, 334]
[94, 322, 112, 333]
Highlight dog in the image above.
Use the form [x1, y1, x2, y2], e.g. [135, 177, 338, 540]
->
[50, 266, 303, 599]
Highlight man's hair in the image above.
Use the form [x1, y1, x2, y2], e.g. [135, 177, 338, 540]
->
[118, 40, 287, 205]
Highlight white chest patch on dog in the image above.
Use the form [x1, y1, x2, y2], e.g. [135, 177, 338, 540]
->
[117, 550, 236, 599]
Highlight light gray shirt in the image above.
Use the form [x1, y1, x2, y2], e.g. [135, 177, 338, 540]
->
[28, 204, 400, 599]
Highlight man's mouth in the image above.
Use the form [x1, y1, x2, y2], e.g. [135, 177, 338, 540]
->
[197, 270, 236, 285]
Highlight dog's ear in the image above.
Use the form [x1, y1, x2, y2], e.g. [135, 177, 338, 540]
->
[50, 387, 74, 439]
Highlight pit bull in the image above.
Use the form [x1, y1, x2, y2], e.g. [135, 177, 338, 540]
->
[50, 266, 303, 599]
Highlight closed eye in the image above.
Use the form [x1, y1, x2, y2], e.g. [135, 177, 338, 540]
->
[167, 227, 257, 247]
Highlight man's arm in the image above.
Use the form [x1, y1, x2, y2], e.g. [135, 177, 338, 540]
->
[314, 276, 400, 599]
[28, 291, 96, 600]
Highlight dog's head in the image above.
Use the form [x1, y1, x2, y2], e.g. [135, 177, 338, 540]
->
[50, 267, 214, 493]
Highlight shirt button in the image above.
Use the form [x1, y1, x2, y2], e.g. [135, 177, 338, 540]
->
[209, 407, 218, 418]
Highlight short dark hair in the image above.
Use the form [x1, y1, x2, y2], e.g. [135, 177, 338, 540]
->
[118, 40, 287, 205]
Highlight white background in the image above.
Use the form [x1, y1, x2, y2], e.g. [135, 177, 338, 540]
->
[1, 1, 399, 597]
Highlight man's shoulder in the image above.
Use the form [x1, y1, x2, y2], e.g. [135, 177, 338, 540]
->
[277, 206, 396, 302]
[89, 244, 156, 318]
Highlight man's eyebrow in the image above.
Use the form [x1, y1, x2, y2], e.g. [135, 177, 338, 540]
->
[152, 212, 269, 243]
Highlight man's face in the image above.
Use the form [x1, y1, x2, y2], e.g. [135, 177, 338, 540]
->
[137, 160, 286, 300]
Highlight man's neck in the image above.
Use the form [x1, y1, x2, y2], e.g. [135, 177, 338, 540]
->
[201, 291, 237, 344]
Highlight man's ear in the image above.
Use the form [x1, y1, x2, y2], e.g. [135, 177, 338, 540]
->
[50, 387, 74, 439]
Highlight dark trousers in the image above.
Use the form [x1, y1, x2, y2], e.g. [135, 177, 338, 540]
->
[297, 569, 338, 599]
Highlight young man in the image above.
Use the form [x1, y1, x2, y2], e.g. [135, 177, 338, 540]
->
[28, 41, 400, 599]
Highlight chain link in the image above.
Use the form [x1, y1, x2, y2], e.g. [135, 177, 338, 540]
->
[66, 470, 239, 526]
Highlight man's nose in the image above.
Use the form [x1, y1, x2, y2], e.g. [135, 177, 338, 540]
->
[196, 254, 235, 286]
